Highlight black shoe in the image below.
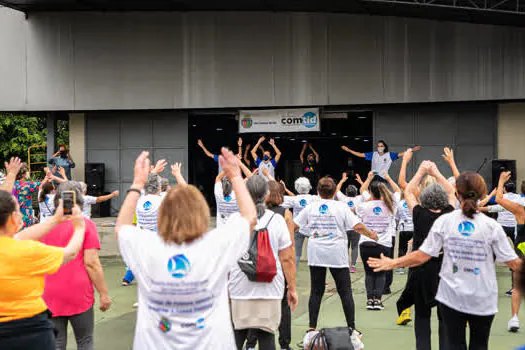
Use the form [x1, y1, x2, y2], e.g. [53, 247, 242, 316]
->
[366, 300, 374, 310]
[373, 301, 385, 310]
[506, 288, 514, 297]
[383, 288, 392, 295]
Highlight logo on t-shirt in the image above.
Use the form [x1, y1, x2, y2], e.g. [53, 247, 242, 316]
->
[464, 267, 480, 275]
[224, 195, 232, 202]
[403, 202, 408, 209]
[143, 201, 153, 211]
[159, 317, 172, 333]
[373, 207, 382, 216]
[319, 204, 328, 214]
[300, 199, 307, 207]
[167, 254, 191, 278]
[458, 221, 475, 237]
[452, 264, 458, 274]
[181, 318, 206, 329]
[348, 201, 354, 208]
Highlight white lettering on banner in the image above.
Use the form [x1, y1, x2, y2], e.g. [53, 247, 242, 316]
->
[239, 108, 320, 133]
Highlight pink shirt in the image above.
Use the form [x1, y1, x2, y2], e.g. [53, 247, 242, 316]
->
[41, 218, 101, 316]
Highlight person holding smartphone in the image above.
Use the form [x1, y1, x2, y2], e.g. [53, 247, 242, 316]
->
[49, 145, 75, 180]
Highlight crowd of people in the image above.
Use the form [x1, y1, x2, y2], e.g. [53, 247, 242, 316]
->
[0, 139, 524, 350]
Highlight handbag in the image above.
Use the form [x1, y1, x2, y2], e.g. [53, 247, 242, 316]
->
[305, 327, 363, 350]
[237, 213, 277, 283]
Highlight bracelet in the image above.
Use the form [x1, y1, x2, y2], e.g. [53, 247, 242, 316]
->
[126, 188, 142, 196]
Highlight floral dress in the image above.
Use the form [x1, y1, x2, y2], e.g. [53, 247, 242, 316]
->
[14, 180, 40, 227]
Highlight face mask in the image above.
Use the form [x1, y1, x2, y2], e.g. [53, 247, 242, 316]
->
[263, 155, 270, 161]
[377, 147, 385, 153]
[308, 158, 315, 165]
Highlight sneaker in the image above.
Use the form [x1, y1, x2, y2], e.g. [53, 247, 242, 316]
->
[396, 309, 412, 326]
[121, 280, 131, 286]
[383, 288, 392, 295]
[350, 266, 358, 273]
[506, 288, 514, 297]
[508, 315, 520, 333]
[132, 302, 139, 308]
[373, 301, 384, 311]
[366, 300, 374, 310]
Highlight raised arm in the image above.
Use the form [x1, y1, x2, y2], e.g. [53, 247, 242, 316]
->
[383, 171, 401, 194]
[239, 161, 252, 179]
[300, 143, 307, 164]
[262, 168, 276, 182]
[269, 138, 282, 163]
[237, 137, 243, 159]
[355, 173, 364, 186]
[96, 191, 119, 203]
[405, 162, 428, 213]
[427, 161, 457, 207]
[336, 172, 349, 194]
[171, 163, 187, 185]
[398, 148, 413, 190]
[251, 136, 265, 161]
[197, 139, 215, 159]
[115, 151, 150, 236]
[219, 147, 257, 231]
[398, 146, 421, 158]
[442, 147, 460, 179]
[496, 172, 525, 222]
[151, 159, 168, 175]
[215, 171, 226, 184]
[478, 188, 497, 208]
[280, 180, 295, 196]
[309, 143, 320, 162]
[243, 144, 252, 165]
[360, 171, 374, 195]
[341, 146, 365, 158]
[0, 157, 22, 193]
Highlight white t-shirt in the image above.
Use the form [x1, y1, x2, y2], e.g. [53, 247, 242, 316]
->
[364, 152, 399, 178]
[255, 158, 277, 181]
[228, 210, 292, 300]
[335, 191, 364, 214]
[136, 194, 163, 231]
[118, 215, 251, 350]
[396, 199, 414, 232]
[419, 210, 518, 316]
[294, 199, 361, 268]
[282, 194, 318, 235]
[356, 198, 397, 248]
[38, 193, 55, 222]
[82, 195, 98, 219]
[214, 182, 239, 227]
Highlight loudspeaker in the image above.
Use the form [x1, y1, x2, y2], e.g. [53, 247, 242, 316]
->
[85, 163, 105, 194]
[491, 159, 516, 187]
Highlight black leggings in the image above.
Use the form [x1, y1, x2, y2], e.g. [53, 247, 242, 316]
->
[384, 237, 396, 292]
[309, 266, 355, 329]
[438, 302, 494, 350]
[360, 243, 389, 300]
[398, 231, 413, 257]
[347, 230, 360, 266]
[414, 302, 446, 350]
[235, 329, 275, 350]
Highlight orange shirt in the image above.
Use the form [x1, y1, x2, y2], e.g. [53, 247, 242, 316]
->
[0, 236, 63, 322]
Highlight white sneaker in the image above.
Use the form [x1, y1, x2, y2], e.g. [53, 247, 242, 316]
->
[508, 315, 520, 333]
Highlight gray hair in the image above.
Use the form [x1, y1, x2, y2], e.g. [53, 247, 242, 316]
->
[79, 181, 88, 194]
[221, 177, 232, 198]
[246, 175, 268, 218]
[419, 183, 449, 211]
[294, 177, 312, 195]
[54, 181, 84, 210]
[145, 173, 161, 195]
[160, 178, 169, 192]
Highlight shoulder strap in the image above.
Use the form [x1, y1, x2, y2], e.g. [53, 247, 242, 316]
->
[263, 213, 275, 230]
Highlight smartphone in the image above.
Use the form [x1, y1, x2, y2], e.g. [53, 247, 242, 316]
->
[62, 191, 76, 215]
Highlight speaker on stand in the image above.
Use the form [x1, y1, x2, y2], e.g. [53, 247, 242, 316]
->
[85, 163, 109, 217]
[491, 160, 517, 189]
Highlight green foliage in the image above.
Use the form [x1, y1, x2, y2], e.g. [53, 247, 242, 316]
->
[0, 114, 69, 174]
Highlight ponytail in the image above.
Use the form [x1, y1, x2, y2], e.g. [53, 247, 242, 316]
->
[456, 172, 486, 219]
[222, 177, 232, 198]
[39, 182, 54, 203]
[370, 181, 395, 214]
[461, 197, 478, 219]
[246, 175, 269, 219]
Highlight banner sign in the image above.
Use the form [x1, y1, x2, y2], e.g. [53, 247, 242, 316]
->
[238, 108, 320, 133]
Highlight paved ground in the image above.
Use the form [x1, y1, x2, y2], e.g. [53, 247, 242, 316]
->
[66, 218, 525, 349]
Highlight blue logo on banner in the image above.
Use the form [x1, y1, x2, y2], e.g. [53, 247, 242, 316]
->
[167, 254, 191, 278]
[373, 207, 382, 216]
[143, 201, 152, 211]
[303, 112, 318, 129]
[300, 199, 307, 207]
[319, 204, 328, 214]
[458, 221, 475, 237]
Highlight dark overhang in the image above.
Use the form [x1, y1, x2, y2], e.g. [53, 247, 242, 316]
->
[1, 0, 525, 27]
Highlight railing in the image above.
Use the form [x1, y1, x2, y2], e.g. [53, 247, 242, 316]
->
[28, 144, 47, 177]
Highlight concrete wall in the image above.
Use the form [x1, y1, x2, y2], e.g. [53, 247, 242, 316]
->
[69, 113, 85, 181]
[498, 103, 525, 186]
[2, 8, 525, 111]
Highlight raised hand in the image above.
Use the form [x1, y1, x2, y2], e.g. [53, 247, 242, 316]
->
[133, 151, 150, 189]
[257, 136, 266, 144]
[197, 139, 204, 147]
[111, 190, 120, 197]
[269, 138, 275, 146]
[341, 146, 350, 152]
[367, 171, 375, 180]
[4, 157, 22, 176]
[279, 180, 287, 188]
[411, 146, 421, 152]
[427, 161, 439, 177]
[152, 159, 168, 174]
[341, 172, 348, 182]
[302, 142, 308, 150]
[238, 137, 243, 147]
[171, 162, 183, 177]
[499, 171, 512, 185]
[442, 147, 454, 164]
[403, 148, 413, 163]
[58, 166, 67, 177]
[219, 147, 241, 180]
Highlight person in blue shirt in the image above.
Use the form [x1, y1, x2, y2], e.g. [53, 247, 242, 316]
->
[48, 144, 75, 180]
[251, 136, 282, 181]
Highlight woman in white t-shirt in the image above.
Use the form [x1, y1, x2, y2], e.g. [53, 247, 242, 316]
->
[294, 177, 377, 334]
[369, 171, 521, 350]
[229, 175, 297, 350]
[281, 177, 318, 266]
[38, 181, 56, 223]
[215, 173, 239, 227]
[116, 148, 257, 350]
[135, 173, 163, 231]
[356, 171, 400, 310]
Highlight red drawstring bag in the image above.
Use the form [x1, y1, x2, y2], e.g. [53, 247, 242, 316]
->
[238, 214, 277, 283]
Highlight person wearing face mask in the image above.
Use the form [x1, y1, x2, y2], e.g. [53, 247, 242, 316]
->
[342, 140, 420, 179]
[49, 145, 76, 180]
[300, 142, 320, 192]
[251, 136, 282, 181]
